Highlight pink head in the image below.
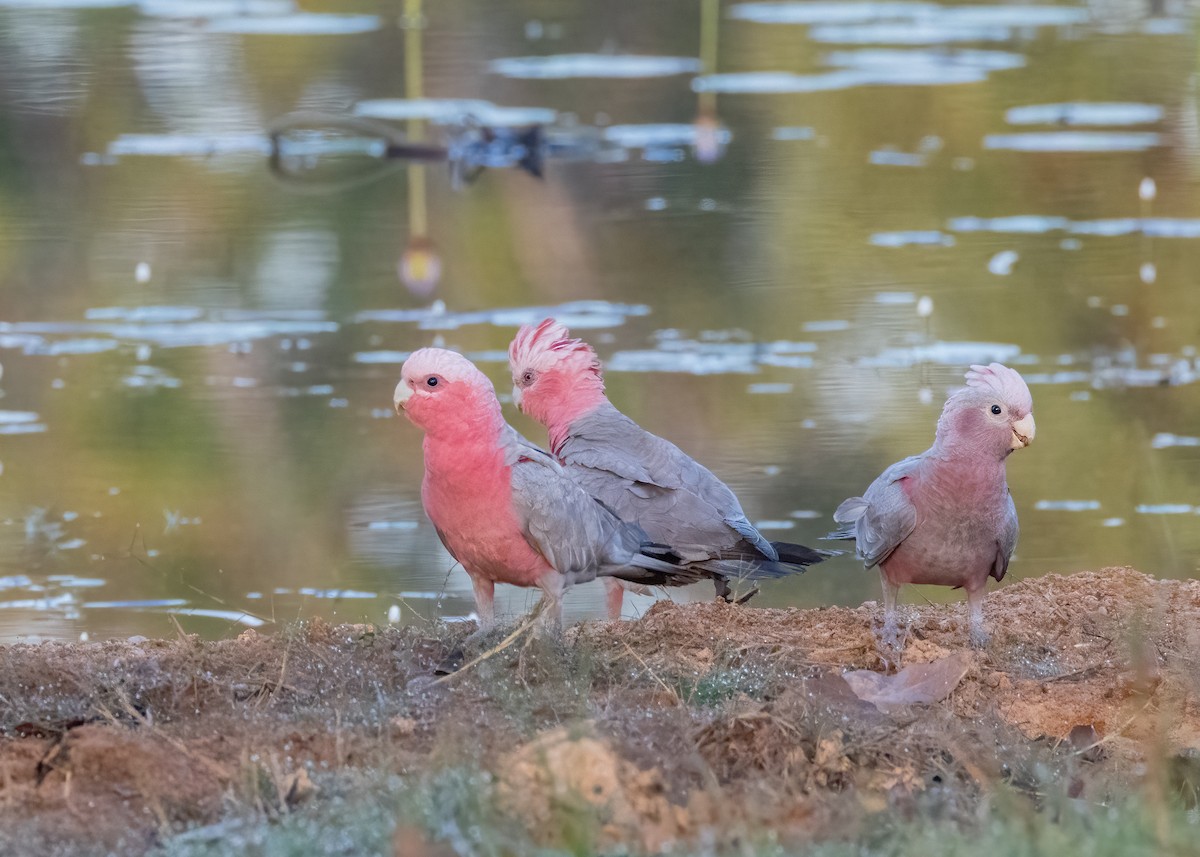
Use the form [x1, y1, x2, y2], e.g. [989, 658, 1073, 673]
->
[935, 363, 1036, 459]
[508, 319, 608, 433]
[394, 348, 503, 439]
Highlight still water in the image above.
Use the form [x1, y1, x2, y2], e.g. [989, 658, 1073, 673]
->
[0, 0, 1198, 641]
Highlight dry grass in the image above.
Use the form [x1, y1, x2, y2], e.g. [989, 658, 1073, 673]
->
[0, 568, 1196, 856]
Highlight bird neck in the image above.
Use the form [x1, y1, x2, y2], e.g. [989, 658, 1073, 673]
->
[419, 389, 507, 453]
[531, 370, 608, 454]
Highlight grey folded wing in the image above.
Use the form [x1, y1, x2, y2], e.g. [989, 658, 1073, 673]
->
[991, 489, 1019, 581]
[832, 454, 922, 568]
[561, 407, 777, 560]
[507, 437, 647, 585]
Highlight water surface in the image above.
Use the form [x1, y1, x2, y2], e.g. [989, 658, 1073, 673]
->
[1, 0, 1199, 641]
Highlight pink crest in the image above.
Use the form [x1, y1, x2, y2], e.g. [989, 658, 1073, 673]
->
[508, 318, 602, 378]
[964, 363, 1032, 413]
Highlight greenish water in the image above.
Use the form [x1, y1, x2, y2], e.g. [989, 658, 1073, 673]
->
[0, 0, 1198, 641]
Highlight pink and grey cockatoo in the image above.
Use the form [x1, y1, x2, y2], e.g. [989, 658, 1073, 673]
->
[508, 320, 833, 619]
[394, 347, 716, 628]
[830, 363, 1035, 650]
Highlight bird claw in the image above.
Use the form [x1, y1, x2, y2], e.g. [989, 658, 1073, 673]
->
[968, 625, 991, 649]
[874, 617, 908, 669]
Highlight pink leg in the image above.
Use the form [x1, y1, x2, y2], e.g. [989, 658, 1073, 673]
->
[966, 584, 990, 648]
[470, 575, 495, 630]
[536, 571, 565, 630]
[877, 569, 904, 664]
[604, 578, 624, 621]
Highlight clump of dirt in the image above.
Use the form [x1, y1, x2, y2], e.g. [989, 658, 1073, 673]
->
[0, 568, 1196, 855]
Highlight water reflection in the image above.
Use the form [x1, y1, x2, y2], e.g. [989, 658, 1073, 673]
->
[0, 0, 1198, 641]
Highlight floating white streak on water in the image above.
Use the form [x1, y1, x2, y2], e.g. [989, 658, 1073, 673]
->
[82, 598, 186, 608]
[89, 306, 208, 323]
[772, 126, 816, 140]
[755, 520, 795, 530]
[608, 340, 816, 375]
[803, 320, 852, 332]
[489, 54, 702, 80]
[297, 587, 377, 599]
[602, 123, 732, 149]
[124, 366, 182, 389]
[138, 0, 294, 17]
[0, 576, 32, 590]
[730, 2, 1087, 29]
[395, 591, 442, 600]
[949, 216, 1200, 238]
[869, 150, 925, 166]
[1, 315, 338, 348]
[354, 98, 557, 126]
[1034, 500, 1101, 511]
[730, 2, 937, 25]
[0, 0, 130, 6]
[790, 510, 824, 519]
[0, 411, 40, 424]
[1151, 433, 1200, 449]
[860, 341, 1021, 367]
[874, 291, 916, 304]
[810, 22, 1010, 44]
[1020, 371, 1091, 385]
[366, 521, 419, 531]
[353, 351, 410, 364]
[168, 607, 266, 627]
[747, 383, 794, 394]
[1102, 518, 1125, 527]
[984, 132, 1163, 152]
[105, 133, 272, 158]
[1005, 103, 1165, 127]
[0, 423, 47, 435]
[988, 249, 1019, 275]
[354, 300, 650, 331]
[694, 52, 1017, 92]
[47, 575, 106, 588]
[1135, 504, 1196, 514]
[203, 14, 382, 35]
[0, 594, 76, 610]
[275, 384, 334, 397]
[871, 230, 955, 247]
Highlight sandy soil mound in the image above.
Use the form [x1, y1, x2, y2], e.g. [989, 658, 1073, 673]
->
[0, 568, 1196, 855]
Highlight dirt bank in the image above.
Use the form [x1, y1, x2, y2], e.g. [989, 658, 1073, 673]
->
[0, 568, 1197, 856]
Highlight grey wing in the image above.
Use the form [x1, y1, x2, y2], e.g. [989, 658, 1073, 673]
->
[833, 455, 922, 568]
[991, 490, 1019, 581]
[562, 406, 769, 556]
[509, 450, 641, 584]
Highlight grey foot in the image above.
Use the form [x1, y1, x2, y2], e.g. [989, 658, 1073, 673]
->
[968, 624, 991, 649]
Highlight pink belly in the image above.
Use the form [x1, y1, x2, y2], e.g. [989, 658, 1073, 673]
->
[422, 477, 552, 588]
[881, 530, 993, 590]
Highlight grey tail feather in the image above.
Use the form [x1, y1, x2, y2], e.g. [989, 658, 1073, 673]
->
[607, 542, 706, 587]
[822, 526, 858, 542]
[770, 540, 841, 566]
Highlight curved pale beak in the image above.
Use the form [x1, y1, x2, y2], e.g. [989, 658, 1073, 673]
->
[511, 385, 523, 409]
[1011, 413, 1036, 449]
[393, 379, 413, 414]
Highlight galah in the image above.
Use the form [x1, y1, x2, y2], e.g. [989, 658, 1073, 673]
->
[829, 363, 1035, 651]
[508, 320, 832, 619]
[394, 347, 712, 628]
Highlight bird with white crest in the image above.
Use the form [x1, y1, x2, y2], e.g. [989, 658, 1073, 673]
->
[829, 363, 1035, 656]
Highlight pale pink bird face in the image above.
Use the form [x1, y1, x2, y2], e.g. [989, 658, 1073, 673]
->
[508, 319, 604, 427]
[394, 347, 497, 433]
[938, 363, 1036, 459]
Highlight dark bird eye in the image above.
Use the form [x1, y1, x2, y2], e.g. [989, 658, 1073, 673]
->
[426, 377, 439, 387]
[522, 371, 534, 385]
[991, 404, 1002, 415]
